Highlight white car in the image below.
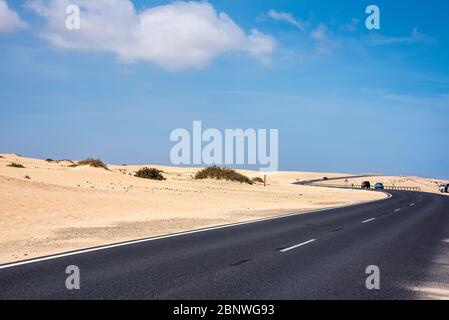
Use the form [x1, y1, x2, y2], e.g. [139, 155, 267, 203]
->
[440, 184, 449, 193]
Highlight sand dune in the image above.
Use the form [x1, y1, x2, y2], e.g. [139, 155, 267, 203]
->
[0, 154, 385, 264]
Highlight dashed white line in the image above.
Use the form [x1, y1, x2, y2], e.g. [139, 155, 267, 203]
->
[362, 218, 376, 224]
[394, 208, 401, 212]
[410, 203, 415, 207]
[280, 239, 316, 253]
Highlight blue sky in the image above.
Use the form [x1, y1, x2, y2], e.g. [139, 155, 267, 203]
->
[0, 0, 448, 178]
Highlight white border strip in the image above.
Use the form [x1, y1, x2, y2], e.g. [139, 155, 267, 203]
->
[0, 192, 392, 270]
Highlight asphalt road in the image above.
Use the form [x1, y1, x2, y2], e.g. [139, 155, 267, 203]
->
[1, 190, 449, 300]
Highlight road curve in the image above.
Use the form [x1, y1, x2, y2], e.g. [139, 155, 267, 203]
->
[1, 190, 449, 300]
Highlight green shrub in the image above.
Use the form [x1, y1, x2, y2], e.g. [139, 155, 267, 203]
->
[134, 167, 166, 180]
[7, 162, 25, 168]
[252, 177, 265, 184]
[194, 166, 253, 185]
[77, 157, 108, 170]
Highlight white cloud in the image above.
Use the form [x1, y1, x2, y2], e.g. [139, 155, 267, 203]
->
[0, 0, 26, 33]
[310, 24, 336, 54]
[266, 10, 304, 31]
[26, 0, 276, 71]
[342, 18, 360, 33]
[265, 10, 338, 55]
[366, 27, 434, 46]
[310, 24, 326, 42]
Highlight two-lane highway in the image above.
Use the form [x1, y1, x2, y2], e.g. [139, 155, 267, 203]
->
[1, 190, 449, 299]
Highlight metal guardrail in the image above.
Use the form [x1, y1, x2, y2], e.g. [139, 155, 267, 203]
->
[294, 174, 382, 185]
[301, 183, 420, 191]
[381, 186, 421, 191]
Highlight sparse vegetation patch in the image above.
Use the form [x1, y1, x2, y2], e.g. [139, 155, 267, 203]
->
[252, 177, 265, 184]
[194, 166, 253, 185]
[7, 162, 25, 168]
[134, 167, 166, 180]
[70, 158, 108, 170]
[46, 158, 74, 164]
[78, 158, 108, 169]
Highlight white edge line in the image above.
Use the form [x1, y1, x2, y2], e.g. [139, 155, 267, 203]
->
[280, 239, 316, 253]
[362, 218, 376, 224]
[0, 191, 393, 270]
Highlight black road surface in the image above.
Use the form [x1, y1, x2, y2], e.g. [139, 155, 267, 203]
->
[1, 191, 449, 300]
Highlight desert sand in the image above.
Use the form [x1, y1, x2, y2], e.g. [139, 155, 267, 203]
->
[1, 153, 387, 264]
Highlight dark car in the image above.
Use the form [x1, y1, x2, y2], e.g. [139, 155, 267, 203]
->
[361, 181, 371, 189]
[374, 182, 384, 190]
[440, 184, 449, 193]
